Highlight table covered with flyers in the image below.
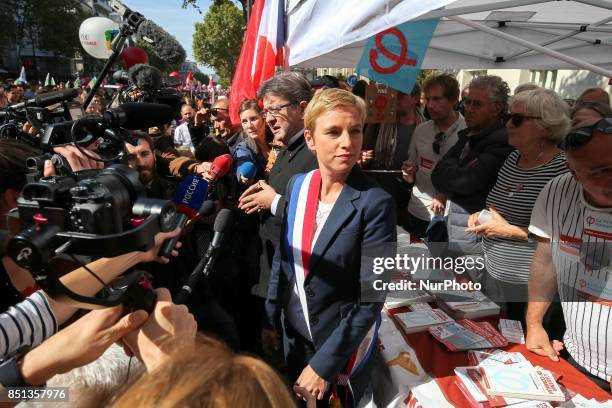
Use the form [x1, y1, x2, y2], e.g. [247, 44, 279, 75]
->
[370, 296, 612, 408]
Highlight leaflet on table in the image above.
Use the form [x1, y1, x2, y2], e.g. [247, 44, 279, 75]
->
[394, 308, 454, 333]
[408, 302, 433, 311]
[384, 289, 434, 309]
[480, 365, 566, 402]
[430, 289, 501, 319]
[499, 319, 525, 344]
[468, 349, 529, 366]
[428, 319, 508, 351]
[455, 367, 551, 408]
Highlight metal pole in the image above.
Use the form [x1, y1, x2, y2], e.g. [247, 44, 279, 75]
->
[504, 16, 612, 61]
[449, 15, 612, 77]
[414, 0, 548, 21]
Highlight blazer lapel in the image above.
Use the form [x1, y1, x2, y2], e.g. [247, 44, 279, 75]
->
[306, 168, 362, 281]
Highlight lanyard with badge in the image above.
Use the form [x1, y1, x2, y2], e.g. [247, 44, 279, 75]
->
[576, 208, 612, 305]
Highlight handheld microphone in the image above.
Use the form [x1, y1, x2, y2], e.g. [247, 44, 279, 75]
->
[10, 89, 78, 110]
[209, 154, 233, 181]
[158, 176, 210, 258]
[237, 162, 257, 181]
[175, 208, 233, 304]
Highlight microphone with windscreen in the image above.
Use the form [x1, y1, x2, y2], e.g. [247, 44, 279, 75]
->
[237, 162, 257, 183]
[103, 102, 174, 130]
[10, 89, 78, 110]
[158, 175, 211, 258]
[175, 208, 233, 304]
[209, 154, 233, 181]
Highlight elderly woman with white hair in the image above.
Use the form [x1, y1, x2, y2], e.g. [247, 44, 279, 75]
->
[467, 88, 571, 321]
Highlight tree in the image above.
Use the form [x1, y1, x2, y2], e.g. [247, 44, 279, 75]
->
[3, 0, 86, 76]
[192, 1, 244, 87]
[182, 0, 249, 24]
[193, 72, 210, 85]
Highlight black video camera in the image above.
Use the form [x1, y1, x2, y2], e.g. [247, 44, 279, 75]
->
[8, 164, 176, 312]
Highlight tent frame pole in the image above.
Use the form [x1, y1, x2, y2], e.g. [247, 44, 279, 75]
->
[506, 21, 612, 33]
[415, 0, 547, 20]
[575, 0, 612, 12]
[511, 25, 612, 46]
[504, 15, 612, 59]
[449, 15, 612, 77]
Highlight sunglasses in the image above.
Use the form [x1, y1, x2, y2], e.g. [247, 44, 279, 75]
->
[210, 108, 228, 116]
[562, 117, 612, 150]
[507, 113, 541, 127]
[432, 132, 445, 154]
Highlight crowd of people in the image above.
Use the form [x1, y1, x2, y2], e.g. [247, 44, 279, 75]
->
[0, 68, 610, 407]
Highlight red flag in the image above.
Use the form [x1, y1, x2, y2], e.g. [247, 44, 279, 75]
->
[229, 0, 286, 125]
[186, 71, 194, 84]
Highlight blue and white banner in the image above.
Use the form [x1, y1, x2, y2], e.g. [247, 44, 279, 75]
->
[356, 19, 439, 94]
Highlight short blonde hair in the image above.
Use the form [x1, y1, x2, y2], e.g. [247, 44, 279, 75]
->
[509, 88, 571, 144]
[111, 336, 295, 408]
[304, 88, 366, 132]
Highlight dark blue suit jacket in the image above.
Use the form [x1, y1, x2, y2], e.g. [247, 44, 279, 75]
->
[266, 165, 396, 383]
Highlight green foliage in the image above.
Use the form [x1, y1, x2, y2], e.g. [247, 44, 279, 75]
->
[182, 0, 249, 23]
[4, 0, 86, 56]
[192, 0, 244, 87]
[193, 72, 210, 85]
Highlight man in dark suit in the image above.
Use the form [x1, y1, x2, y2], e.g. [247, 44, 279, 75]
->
[238, 72, 318, 348]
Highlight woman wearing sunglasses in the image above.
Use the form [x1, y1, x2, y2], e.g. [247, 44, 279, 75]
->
[466, 88, 571, 322]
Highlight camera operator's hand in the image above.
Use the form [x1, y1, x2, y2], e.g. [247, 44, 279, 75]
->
[121, 288, 196, 372]
[22, 121, 38, 137]
[194, 109, 209, 127]
[43, 145, 104, 176]
[139, 228, 182, 264]
[19, 306, 148, 386]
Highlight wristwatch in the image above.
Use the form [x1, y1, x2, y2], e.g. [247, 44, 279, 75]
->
[0, 355, 28, 387]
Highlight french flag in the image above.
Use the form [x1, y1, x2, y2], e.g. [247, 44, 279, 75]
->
[229, 0, 286, 125]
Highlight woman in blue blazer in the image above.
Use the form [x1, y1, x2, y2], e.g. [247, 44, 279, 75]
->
[265, 89, 396, 406]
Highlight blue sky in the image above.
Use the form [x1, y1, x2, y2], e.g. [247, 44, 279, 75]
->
[122, 0, 215, 74]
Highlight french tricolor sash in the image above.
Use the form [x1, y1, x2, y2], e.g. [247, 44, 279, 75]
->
[285, 170, 381, 405]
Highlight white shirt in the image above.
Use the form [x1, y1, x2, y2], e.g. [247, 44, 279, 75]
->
[407, 115, 466, 221]
[173, 122, 195, 155]
[529, 173, 611, 381]
[286, 200, 335, 340]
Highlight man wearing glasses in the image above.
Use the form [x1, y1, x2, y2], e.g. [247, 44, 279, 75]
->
[431, 75, 513, 257]
[527, 118, 612, 392]
[239, 72, 318, 315]
[211, 98, 239, 150]
[401, 74, 465, 240]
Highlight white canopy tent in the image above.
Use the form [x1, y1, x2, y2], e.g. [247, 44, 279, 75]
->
[286, 0, 612, 78]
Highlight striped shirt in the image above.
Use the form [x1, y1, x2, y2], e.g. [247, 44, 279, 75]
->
[529, 172, 611, 381]
[0, 291, 57, 358]
[483, 150, 568, 284]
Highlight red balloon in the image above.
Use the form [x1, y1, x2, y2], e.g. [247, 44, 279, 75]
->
[119, 47, 149, 69]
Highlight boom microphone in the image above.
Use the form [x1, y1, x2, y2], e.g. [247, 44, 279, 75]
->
[175, 208, 233, 304]
[209, 154, 233, 181]
[136, 20, 186, 66]
[10, 89, 78, 110]
[128, 64, 162, 92]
